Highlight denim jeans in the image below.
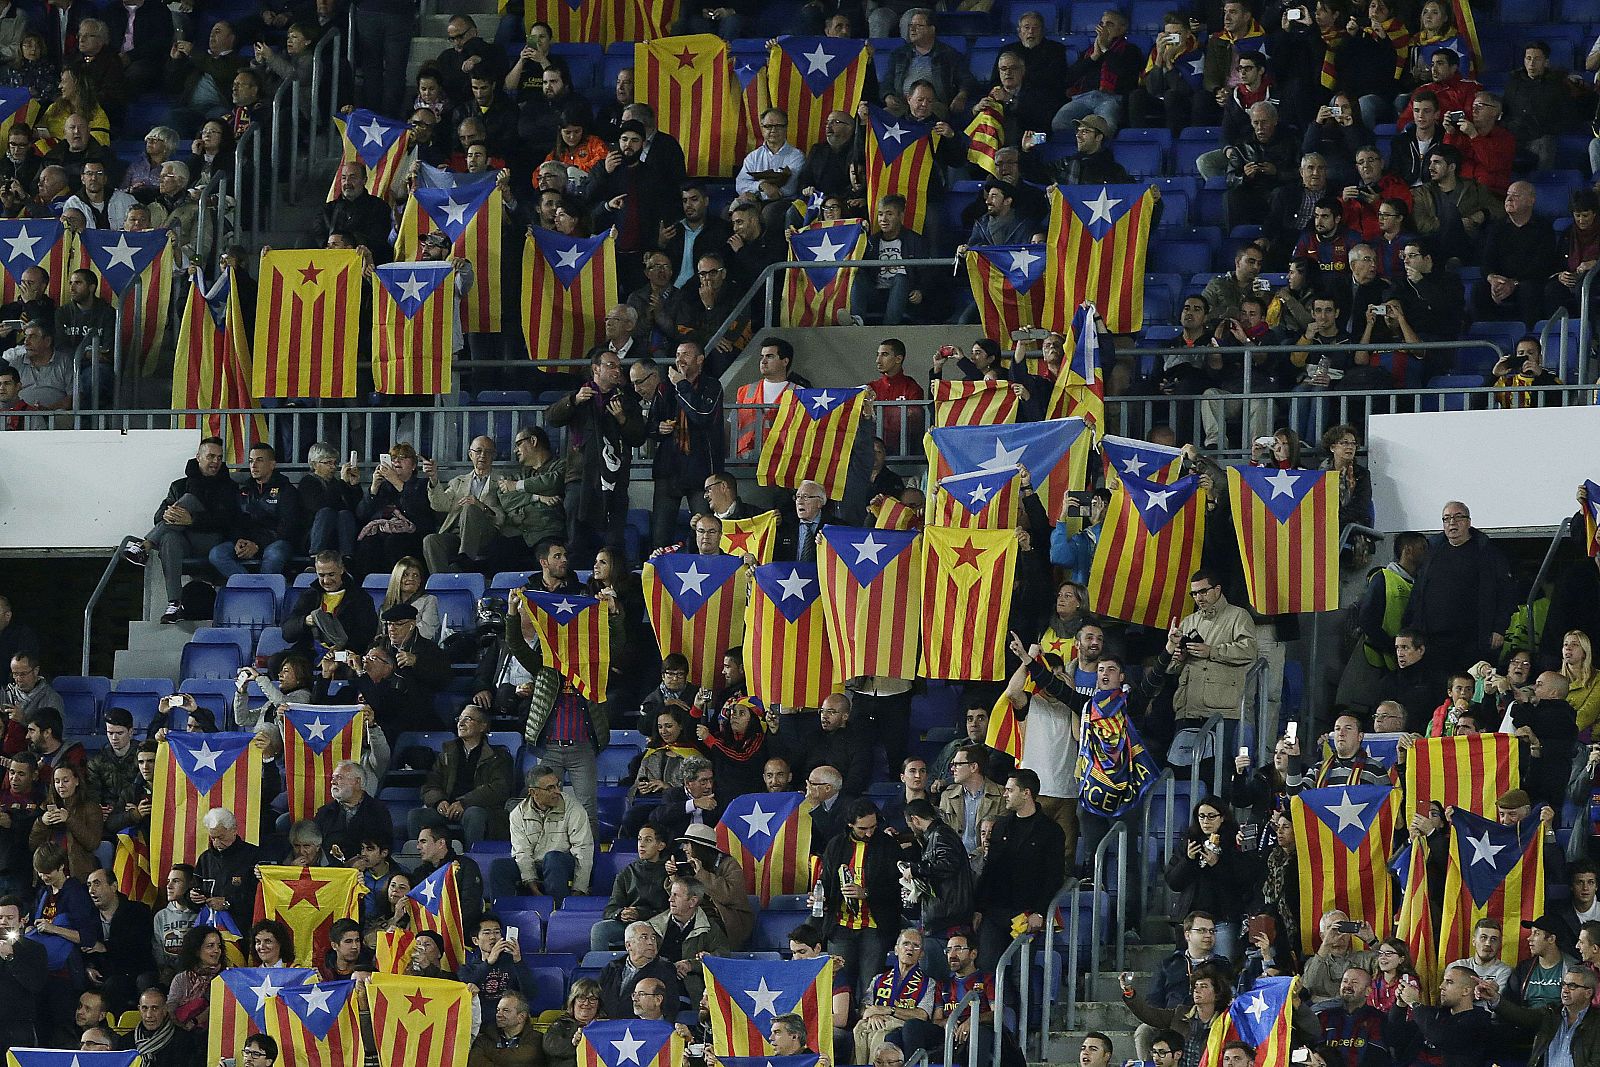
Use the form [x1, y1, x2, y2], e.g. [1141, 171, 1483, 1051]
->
[488, 849, 575, 902]
[851, 275, 918, 326]
[590, 917, 628, 951]
[532, 743, 599, 829]
[1051, 90, 1124, 134]
[307, 507, 356, 559]
[407, 804, 491, 847]
[209, 538, 295, 577]
[354, 9, 416, 117]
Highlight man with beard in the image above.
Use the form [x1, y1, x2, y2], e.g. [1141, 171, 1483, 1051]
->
[797, 111, 858, 204]
[315, 161, 392, 262]
[545, 347, 647, 559]
[659, 181, 731, 290]
[592, 120, 678, 293]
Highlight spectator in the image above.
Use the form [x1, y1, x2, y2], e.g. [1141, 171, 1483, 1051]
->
[494, 426, 567, 567]
[1472, 182, 1556, 326]
[24, 706, 84, 773]
[421, 436, 503, 575]
[85, 705, 137, 813]
[282, 551, 379, 659]
[356, 442, 437, 574]
[496, 764, 594, 904]
[130, 986, 194, 1067]
[977, 49, 1056, 154]
[1164, 797, 1253, 961]
[1304, 910, 1378, 1003]
[1447, 917, 1514, 991]
[208, 442, 302, 580]
[853, 927, 933, 1061]
[469, 992, 540, 1067]
[1266, 154, 1335, 261]
[854, 196, 928, 328]
[901, 799, 974, 953]
[805, 693, 873, 798]
[542, 978, 603, 1066]
[818, 799, 899, 998]
[191, 808, 259, 934]
[1002, 637, 1089, 865]
[660, 182, 732, 291]
[1201, 245, 1268, 326]
[546, 350, 646, 559]
[2, 323, 71, 416]
[1444, 92, 1514, 197]
[1052, 8, 1140, 134]
[1301, 95, 1369, 189]
[166, 924, 223, 1033]
[1293, 196, 1362, 272]
[1220, 102, 1298, 229]
[1502, 42, 1575, 172]
[413, 705, 514, 845]
[696, 696, 768, 800]
[1291, 711, 1396, 789]
[315, 162, 392, 261]
[647, 341, 725, 551]
[1121, 963, 1230, 1067]
[1131, 15, 1205, 134]
[805, 765, 850, 852]
[591, 824, 670, 951]
[1546, 190, 1600, 318]
[1393, 91, 1445, 187]
[0, 893, 44, 1047]
[1055, 115, 1131, 186]
[736, 109, 805, 227]
[313, 759, 394, 863]
[1160, 570, 1259, 749]
[27, 762, 100, 880]
[2, 653, 63, 727]
[1508, 673, 1580, 808]
[973, 769, 1065, 970]
[169, 20, 248, 130]
[1402, 501, 1512, 675]
[412, 821, 485, 934]
[0, 365, 33, 431]
[1313, 966, 1390, 1067]
[1390, 965, 1495, 1064]
[297, 443, 362, 561]
[648, 876, 727, 1002]
[648, 756, 722, 840]
[937, 743, 1005, 857]
[666, 252, 748, 362]
[1400, 48, 1481, 127]
[1486, 963, 1600, 1064]
[866, 337, 928, 455]
[882, 11, 973, 115]
[1382, 239, 1466, 366]
[964, 179, 1038, 249]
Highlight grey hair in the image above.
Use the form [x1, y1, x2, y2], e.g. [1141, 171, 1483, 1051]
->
[332, 759, 363, 778]
[307, 441, 338, 465]
[1249, 101, 1278, 119]
[528, 763, 560, 788]
[623, 101, 655, 123]
[160, 159, 191, 184]
[203, 808, 237, 831]
[147, 126, 181, 152]
[289, 819, 323, 846]
[611, 304, 639, 327]
[672, 877, 707, 900]
[813, 766, 843, 791]
[678, 756, 712, 782]
[1301, 152, 1326, 168]
[625, 920, 658, 941]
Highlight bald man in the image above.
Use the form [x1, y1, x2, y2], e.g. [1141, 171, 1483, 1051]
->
[422, 436, 505, 573]
[1471, 179, 1555, 327]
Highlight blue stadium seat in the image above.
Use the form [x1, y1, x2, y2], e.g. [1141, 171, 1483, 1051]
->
[1177, 125, 1221, 142]
[1065, 0, 1110, 33]
[112, 678, 175, 734]
[544, 909, 597, 955]
[550, 43, 603, 95]
[1149, 239, 1215, 277]
[562, 896, 607, 911]
[751, 908, 810, 950]
[255, 627, 290, 662]
[213, 584, 280, 640]
[1497, 0, 1547, 21]
[525, 965, 568, 1012]
[177, 679, 237, 729]
[1003, 0, 1061, 31]
[592, 851, 637, 896]
[190, 626, 253, 663]
[361, 573, 390, 614]
[488, 571, 536, 603]
[498, 910, 546, 952]
[609, 729, 647, 748]
[1115, 126, 1172, 147]
[597, 745, 643, 786]
[1129, 0, 1169, 31]
[1464, 322, 1524, 370]
[969, 42, 1003, 80]
[488, 731, 524, 762]
[179, 638, 245, 682]
[53, 676, 109, 737]
[597, 786, 627, 828]
[424, 573, 486, 635]
[910, 680, 961, 734]
[1117, 141, 1165, 178]
[1173, 138, 1216, 173]
[870, 39, 897, 80]
[1194, 182, 1226, 226]
[1422, 375, 1486, 411]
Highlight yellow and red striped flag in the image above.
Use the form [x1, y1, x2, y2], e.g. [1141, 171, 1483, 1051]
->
[705, 956, 834, 1057]
[1088, 472, 1206, 629]
[523, 0, 603, 40]
[0, 218, 76, 305]
[985, 690, 1022, 761]
[83, 228, 172, 374]
[150, 733, 263, 894]
[872, 495, 923, 531]
[111, 828, 156, 907]
[604, 0, 679, 48]
[720, 510, 779, 563]
[1291, 784, 1401, 956]
[1446, 0, 1481, 74]
[930, 467, 1022, 530]
[0, 87, 39, 143]
[766, 37, 872, 154]
[1438, 807, 1545, 971]
[579, 1018, 683, 1067]
[1101, 435, 1185, 487]
[930, 379, 1016, 428]
[965, 106, 1004, 175]
[281, 704, 365, 824]
[1197, 975, 1298, 1067]
[256, 865, 365, 968]
[1394, 836, 1440, 1002]
[643, 553, 750, 690]
[863, 105, 938, 234]
[636, 35, 745, 177]
[252, 250, 362, 398]
[172, 266, 266, 465]
[1042, 183, 1156, 335]
[920, 526, 1018, 681]
[521, 227, 615, 363]
[395, 172, 503, 333]
[366, 973, 473, 1067]
[716, 791, 814, 904]
[1403, 734, 1519, 818]
[817, 525, 921, 680]
[207, 966, 316, 1067]
[1049, 303, 1105, 436]
[326, 109, 409, 204]
[1582, 479, 1600, 557]
[781, 219, 866, 327]
[965, 244, 1046, 342]
[375, 928, 416, 974]
[745, 561, 841, 708]
[265, 980, 364, 1067]
[512, 589, 612, 703]
[755, 386, 868, 500]
[371, 260, 455, 395]
[1226, 466, 1340, 615]
[407, 861, 468, 971]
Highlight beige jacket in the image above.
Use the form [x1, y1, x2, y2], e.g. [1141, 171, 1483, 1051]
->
[508, 789, 595, 892]
[427, 468, 505, 535]
[1169, 596, 1259, 720]
[937, 779, 1006, 840]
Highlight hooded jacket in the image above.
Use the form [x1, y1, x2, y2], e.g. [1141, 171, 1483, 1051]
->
[154, 457, 240, 534]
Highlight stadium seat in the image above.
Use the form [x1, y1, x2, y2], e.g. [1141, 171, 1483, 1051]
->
[1149, 239, 1215, 277]
[525, 965, 568, 1012]
[498, 910, 546, 952]
[969, 41, 1003, 80]
[1117, 141, 1166, 178]
[544, 909, 596, 955]
[1422, 375, 1487, 411]
[488, 731, 524, 761]
[191, 626, 253, 662]
[597, 745, 642, 786]
[592, 851, 637, 896]
[53, 676, 109, 737]
[1496, 0, 1547, 21]
[550, 43, 603, 95]
[1003, 0, 1061, 30]
[178, 637, 245, 682]
[597, 786, 627, 827]
[213, 584, 280, 640]
[424, 573, 486, 636]
[751, 907, 810, 950]
[1464, 322, 1524, 370]
[177, 679, 237, 729]
[561, 896, 606, 911]
[255, 627, 290, 662]
[361, 573, 390, 614]
[1129, 0, 1169, 31]
[111, 678, 175, 734]
[1064, 0, 1106, 32]
[609, 729, 647, 748]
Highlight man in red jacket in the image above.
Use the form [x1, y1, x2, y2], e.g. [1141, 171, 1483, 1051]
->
[1446, 92, 1516, 197]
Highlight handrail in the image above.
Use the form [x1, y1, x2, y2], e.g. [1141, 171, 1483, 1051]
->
[1340, 521, 1382, 552]
[309, 27, 341, 168]
[235, 125, 261, 246]
[1538, 307, 1579, 385]
[82, 536, 140, 675]
[1238, 657, 1265, 769]
[992, 931, 1032, 1067]
[1188, 713, 1228, 801]
[1577, 265, 1599, 387]
[905, 1051, 931, 1067]
[1139, 769, 1177, 915]
[1520, 516, 1572, 653]
[943, 985, 983, 1067]
[1041, 881, 1079, 1045]
[1088, 820, 1129, 994]
[193, 168, 223, 273]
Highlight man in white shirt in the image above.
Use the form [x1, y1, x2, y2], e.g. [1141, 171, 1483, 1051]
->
[736, 108, 806, 230]
[1447, 917, 1515, 993]
[1001, 638, 1081, 866]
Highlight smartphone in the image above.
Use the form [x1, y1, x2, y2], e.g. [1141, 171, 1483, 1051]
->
[1164, 32, 1182, 44]
[1254, 436, 1276, 448]
[1372, 304, 1388, 317]
[1286, 7, 1304, 19]
[1023, 130, 1047, 148]
[506, 926, 520, 944]
[1285, 721, 1299, 742]
[1446, 110, 1465, 124]
[1240, 822, 1260, 851]
[1334, 919, 1363, 933]
[348, 450, 357, 466]
[378, 453, 393, 468]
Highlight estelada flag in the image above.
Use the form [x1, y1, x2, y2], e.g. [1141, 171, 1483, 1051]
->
[965, 244, 1046, 342]
[395, 175, 503, 333]
[719, 1059, 822, 1067]
[731, 52, 769, 160]
[781, 219, 866, 328]
[985, 690, 1022, 761]
[83, 228, 172, 374]
[0, 87, 38, 142]
[920, 526, 1018, 681]
[326, 109, 409, 204]
[111, 828, 156, 906]
[1042, 183, 1157, 334]
[197, 905, 247, 966]
[1403, 734, 1519, 818]
[280, 703, 366, 823]
[932, 466, 1022, 531]
[605, 0, 679, 55]
[930, 379, 1017, 428]
[643, 553, 749, 689]
[265, 980, 364, 1067]
[1227, 466, 1340, 614]
[172, 266, 267, 465]
[1101, 434, 1184, 487]
[636, 35, 745, 176]
[717, 791, 814, 904]
[371, 261, 455, 395]
[755, 386, 868, 500]
[745, 561, 841, 708]
[1446, 0, 1482, 74]
[513, 588, 612, 703]
[1089, 472, 1206, 629]
[871, 496, 922, 531]
[1197, 975, 1297, 1067]
[704, 956, 835, 1057]
[1438, 808, 1545, 972]
[408, 861, 468, 970]
[6, 1052, 141, 1067]
[150, 733, 262, 893]
[721, 510, 779, 563]
[252, 250, 363, 398]
[1393, 836, 1440, 1003]
[928, 417, 1090, 524]
[207, 966, 316, 1067]
[1290, 784, 1401, 956]
[375, 927, 416, 974]
[965, 106, 1003, 175]
[817, 525, 921, 681]
[0, 218, 74, 304]
[367, 973, 473, 1067]
[256, 865, 366, 968]
[1048, 303, 1105, 435]
[766, 37, 871, 154]
[578, 1019, 683, 1067]
[863, 105, 938, 234]
[523, 0, 602, 41]
[521, 227, 615, 362]
[1583, 479, 1600, 557]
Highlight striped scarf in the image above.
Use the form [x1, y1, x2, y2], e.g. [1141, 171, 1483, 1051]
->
[1319, 27, 1344, 89]
[1370, 16, 1413, 80]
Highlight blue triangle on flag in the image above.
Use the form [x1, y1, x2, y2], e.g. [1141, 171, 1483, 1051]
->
[1120, 471, 1201, 535]
[408, 861, 455, 917]
[84, 229, 167, 297]
[778, 36, 863, 95]
[343, 109, 405, 168]
[973, 244, 1045, 291]
[415, 180, 494, 243]
[197, 268, 232, 331]
[703, 956, 831, 1022]
[282, 703, 362, 757]
[168, 732, 256, 794]
[790, 386, 855, 420]
[1299, 783, 1394, 852]
[752, 562, 822, 624]
[415, 162, 495, 191]
[720, 791, 807, 855]
[733, 57, 766, 89]
[217, 967, 318, 1031]
[940, 466, 1020, 515]
[1069, 303, 1100, 379]
[531, 228, 606, 287]
[651, 553, 745, 619]
[1233, 465, 1324, 524]
[524, 590, 601, 623]
[7, 1049, 142, 1067]
[374, 261, 453, 318]
[0, 86, 30, 125]
[1229, 974, 1292, 1047]
[277, 980, 356, 1040]
[1061, 183, 1145, 239]
[791, 223, 863, 290]
[197, 904, 242, 936]
[582, 1018, 678, 1067]
[867, 104, 936, 166]
[1101, 435, 1182, 481]
[1451, 807, 1538, 908]
[930, 418, 1088, 485]
[820, 525, 918, 588]
[0, 219, 62, 282]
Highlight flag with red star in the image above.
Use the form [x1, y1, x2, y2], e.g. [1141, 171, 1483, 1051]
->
[367, 973, 472, 1067]
[206, 966, 317, 1067]
[1042, 184, 1157, 334]
[512, 588, 612, 703]
[920, 526, 1018, 680]
[256, 865, 366, 969]
[744, 562, 841, 709]
[252, 250, 363, 398]
[636, 35, 745, 176]
[720, 510, 779, 563]
[149, 733, 263, 898]
[264, 980, 364, 1067]
[407, 861, 468, 970]
[281, 704, 366, 824]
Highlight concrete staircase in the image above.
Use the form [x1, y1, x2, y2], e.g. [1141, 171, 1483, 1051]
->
[1040, 916, 1179, 1066]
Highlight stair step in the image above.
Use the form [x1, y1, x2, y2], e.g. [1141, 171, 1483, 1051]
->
[1064, 1000, 1139, 1032]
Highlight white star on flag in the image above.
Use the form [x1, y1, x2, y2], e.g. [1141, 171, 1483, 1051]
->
[3, 225, 40, 261]
[440, 198, 469, 226]
[359, 118, 388, 146]
[396, 272, 427, 304]
[967, 482, 993, 505]
[1141, 487, 1175, 511]
[1243, 993, 1270, 1022]
[1120, 456, 1147, 477]
[1324, 789, 1369, 832]
[977, 437, 1027, 472]
[851, 533, 886, 564]
[745, 977, 783, 1016]
[1006, 247, 1040, 276]
[807, 233, 846, 262]
[104, 234, 140, 270]
[250, 974, 284, 1009]
[808, 390, 837, 411]
[802, 44, 834, 74]
[300, 984, 335, 1015]
[1467, 831, 1507, 866]
[1265, 469, 1300, 498]
[190, 742, 223, 771]
[303, 718, 331, 742]
[611, 1027, 646, 1065]
[552, 598, 578, 615]
[554, 246, 583, 269]
[1187, 58, 1205, 75]
[882, 121, 909, 142]
[1083, 187, 1123, 225]
[676, 562, 709, 596]
[740, 802, 775, 836]
[775, 569, 813, 601]
[417, 876, 438, 904]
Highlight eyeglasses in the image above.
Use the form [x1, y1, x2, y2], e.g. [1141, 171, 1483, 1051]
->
[696, 268, 725, 278]
[1441, 513, 1469, 522]
[447, 31, 469, 42]
[1562, 982, 1594, 990]
[761, 122, 787, 130]
[1189, 586, 1215, 597]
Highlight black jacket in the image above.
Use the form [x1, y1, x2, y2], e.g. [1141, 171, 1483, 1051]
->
[227, 470, 304, 548]
[359, 473, 438, 535]
[97, 896, 156, 983]
[908, 818, 974, 932]
[316, 192, 394, 262]
[282, 575, 380, 654]
[649, 786, 726, 840]
[647, 373, 725, 488]
[314, 794, 396, 857]
[194, 836, 261, 933]
[807, 722, 874, 798]
[155, 458, 241, 535]
[296, 472, 361, 516]
[819, 827, 901, 930]
[796, 139, 858, 201]
[0, 931, 46, 1049]
[1402, 528, 1513, 650]
[659, 217, 733, 283]
[598, 954, 682, 1018]
[975, 808, 1065, 918]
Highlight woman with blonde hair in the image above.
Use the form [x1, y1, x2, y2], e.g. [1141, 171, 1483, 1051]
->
[1562, 630, 1600, 732]
[380, 556, 441, 641]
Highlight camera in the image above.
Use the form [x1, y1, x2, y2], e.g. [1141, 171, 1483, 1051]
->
[1334, 919, 1364, 933]
[1010, 326, 1049, 341]
[1328, 105, 1342, 118]
[1164, 32, 1183, 44]
[1286, 7, 1305, 20]
[1023, 130, 1047, 149]
[1372, 304, 1388, 317]
[1446, 110, 1465, 124]
[1254, 436, 1276, 448]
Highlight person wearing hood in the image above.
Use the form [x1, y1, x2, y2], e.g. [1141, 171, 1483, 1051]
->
[591, 120, 678, 294]
[124, 436, 241, 624]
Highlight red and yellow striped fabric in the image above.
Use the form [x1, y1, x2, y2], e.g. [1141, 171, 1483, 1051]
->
[111, 829, 156, 906]
[755, 387, 867, 500]
[265, 980, 364, 1067]
[745, 562, 840, 708]
[521, 227, 616, 363]
[965, 107, 1003, 175]
[256, 865, 366, 968]
[1403, 734, 1519, 818]
[395, 180, 504, 333]
[1582, 479, 1599, 557]
[863, 105, 938, 234]
[716, 792, 814, 904]
[872, 497, 922, 531]
[766, 38, 872, 155]
[985, 691, 1022, 761]
[704, 956, 835, 1057]
[1437, 808, 1545, 972]
[636, 35, 745, 177]
[407, 862, 468, 971]
[1227, 467, 1339, 615]
[281, 705, 365, 823]
[781, 219, 866, 328]
[964, 245, 1046, 342]
[720, 510, 778, 564]
[1089, 473, 1206, 629]
[252, 250, 363, 398]
[1291, 784, 1401, 956]
[1395, 837, 1440, 1002]
[816, 526, 921, 681]
[371, 261, 455, 395]
[929, 468, 1022, 531]
[930, 379, 1017, 428]
[1042, 184, 1156, 335]
[920, 526, 1018, 681]
[643, 554, 749, 690]
[522, 0, 603, 39]
[366, 973, 472, 1067]
[172, 266, 266, 465]
[513, 589, 612, 703]
[150, 734, 263, 896]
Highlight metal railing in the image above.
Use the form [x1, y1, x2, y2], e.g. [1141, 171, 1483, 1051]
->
[1576, 266, 1600, 387]
[906, 1051, 931, 1067]
[310, 27, 345, 169]
[235, 125, 263, 248]
[1139, 769, 1180, 915]
[1041, 882, 1079, 1046]
[943, 985, 983, 1067]
[1521, 516, 1573, 651]
[992, 931, 1032, 1067]
[1052, 820, 1130, 1038]
[1538, 307, 1584, 385]
[82, 536, 140, 675]
[1187, 712, 1230, 800]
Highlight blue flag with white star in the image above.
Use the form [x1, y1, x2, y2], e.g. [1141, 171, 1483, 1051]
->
[969, 243, 1046, 292]
[83, 228, 167, 296]
[790, 220, 865, 290]
[929, 418, 1089, 485]
[1100, 434, 1184, 486]
[719, 791, 808, 858]
[0, 218, 63, 284]
[168, 731, 258, 794]
[776, 36, 865, 95]
[1231, 465, 1327, 524]
[750, 562, 824, 624]
[1227, 974, 1295, 1052]
[1117, 470, 1202, 535]
[373, 261, 454, 322]
[529, 228, 609, 289]
[6, 1051, 142, 1067]
[579, 1018, 679, 1067]
[865, 104, 936, 166]
[646, 553, 746, 618]
[415, 181, 495, 245]
[939, 466, 1021, 516]
[414, 161, 496, 191]
[1298, 784, 1396, 851]
[341, 109, 406, 169]
[216, 965, 318, 1030]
